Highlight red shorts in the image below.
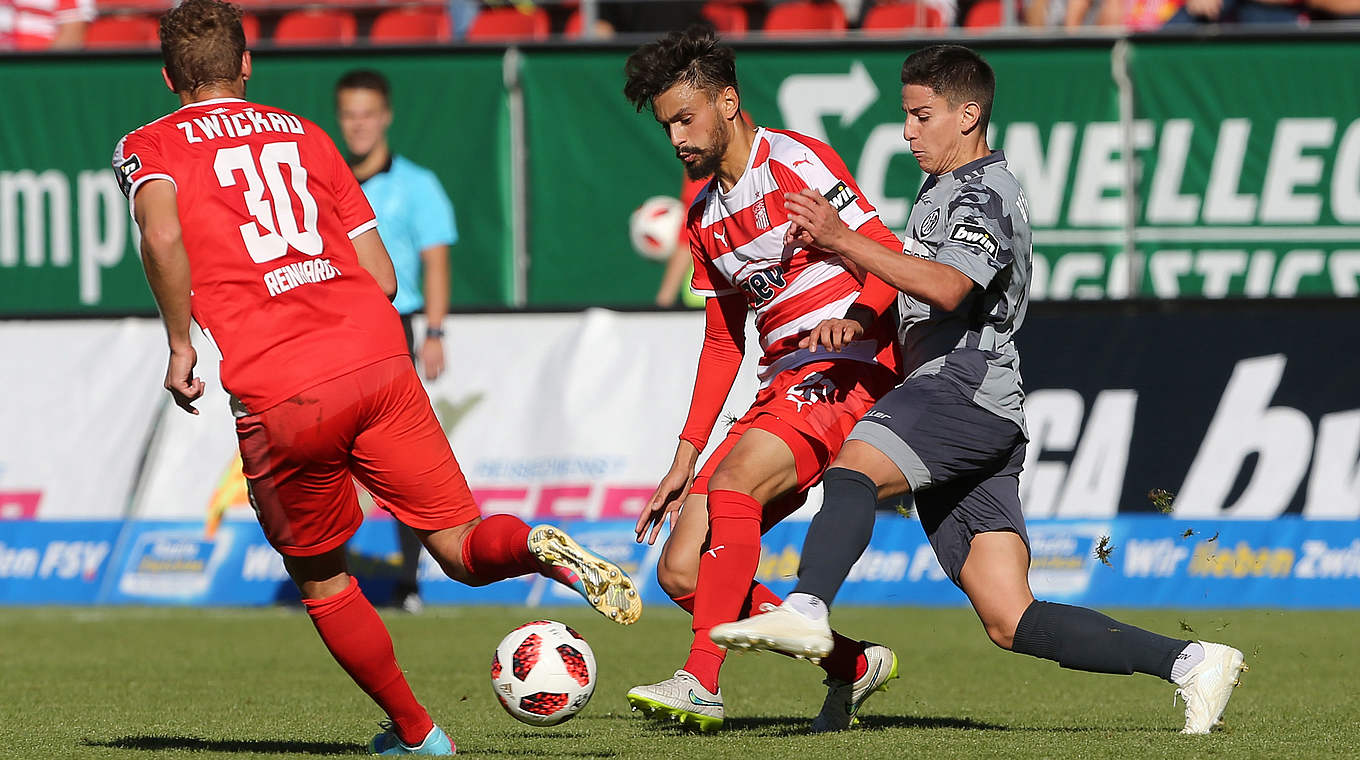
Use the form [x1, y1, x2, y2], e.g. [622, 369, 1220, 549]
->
[236, 355, 479, 556]
[692, 359, 898, 518]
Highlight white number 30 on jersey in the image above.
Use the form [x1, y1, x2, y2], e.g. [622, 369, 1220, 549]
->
[214, 141, 323, 263]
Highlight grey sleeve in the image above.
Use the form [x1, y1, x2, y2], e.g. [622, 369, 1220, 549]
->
[933, 182, 1016, 289]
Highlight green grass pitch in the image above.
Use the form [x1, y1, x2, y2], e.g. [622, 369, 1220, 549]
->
[3, 605, 1356, 759]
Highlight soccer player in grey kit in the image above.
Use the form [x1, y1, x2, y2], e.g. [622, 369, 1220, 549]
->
[711, 45, 1247, 735]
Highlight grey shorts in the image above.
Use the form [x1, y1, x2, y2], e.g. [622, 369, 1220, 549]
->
[847, 369, 1028, 585]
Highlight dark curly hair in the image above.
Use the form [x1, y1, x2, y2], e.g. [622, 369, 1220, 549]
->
[623, 25, 738, 113]
[900, 45, 995, 130]
[159, 0, 247, 95]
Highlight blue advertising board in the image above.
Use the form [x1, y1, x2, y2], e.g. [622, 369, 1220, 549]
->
[2, 515, 1357, 608]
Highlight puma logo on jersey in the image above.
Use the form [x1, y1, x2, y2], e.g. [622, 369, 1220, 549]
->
[713, 229, 727, 245]
[823, 181, 857, 212]
[787, 372, 838, 412]
[948, 221, 1000, 258]
[792, 157, 813, 168]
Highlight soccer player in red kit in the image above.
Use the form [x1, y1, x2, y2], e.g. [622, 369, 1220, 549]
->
[114, 2, 639, 755]
[621, 27, 905, 732]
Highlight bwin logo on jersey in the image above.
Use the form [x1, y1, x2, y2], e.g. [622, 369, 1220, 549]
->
[948, 221, 1000, 258]
[823, 181, 857, 212]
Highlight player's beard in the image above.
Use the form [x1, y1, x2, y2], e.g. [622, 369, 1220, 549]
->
[679, 119, 729, 181]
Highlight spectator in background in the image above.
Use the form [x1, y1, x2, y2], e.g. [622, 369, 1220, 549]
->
[447, 0, 478, 38]
[589, 0, 706, 37]
[336, 69, 459, 615]
[1162, 0, 1301, 23]
[0, 0, 94, 50]
[1024, 0, 1182, 28]
[1303, 0, 1360, 18]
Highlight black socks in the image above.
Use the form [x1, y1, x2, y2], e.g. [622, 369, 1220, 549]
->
[791, 467, 879, 606]
[1011, 600, 1190, 681]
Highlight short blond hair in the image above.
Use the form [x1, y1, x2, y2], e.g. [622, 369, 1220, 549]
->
[160, 0, 247, 94]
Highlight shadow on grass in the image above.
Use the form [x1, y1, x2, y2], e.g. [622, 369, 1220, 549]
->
[83, 736, 364, 755]
[472, 744, 615, 758]
[626, 714, 1009, 738]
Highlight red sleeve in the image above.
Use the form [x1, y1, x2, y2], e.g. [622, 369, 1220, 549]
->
[323, 133, 377, 239]
[687, 198, 738, 297]
[678, 293, 747, 451]
[850, 217, 905, 316]
[677, 175, 706, 250]
[113, 128, 176, 210]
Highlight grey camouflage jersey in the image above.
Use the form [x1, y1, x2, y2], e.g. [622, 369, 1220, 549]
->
[898, 150, 1031, 435]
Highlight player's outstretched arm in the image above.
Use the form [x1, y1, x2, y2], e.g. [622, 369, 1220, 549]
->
[134, 179, 204, 414]
[636, 293, 746, 544]
[637, 439, 701, 545]
[352, 228, 398, 301]
[784, 188, 974, 311]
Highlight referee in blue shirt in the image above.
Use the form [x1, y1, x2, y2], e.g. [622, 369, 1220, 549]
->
[336, 69, 459, 613]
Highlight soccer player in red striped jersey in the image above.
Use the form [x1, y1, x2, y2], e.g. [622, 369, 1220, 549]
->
[116, 2, 639, 754]
[622, 27, 905, 732]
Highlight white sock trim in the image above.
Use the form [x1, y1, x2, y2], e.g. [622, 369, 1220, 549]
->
[785, 592, 829, 621]
[1171, 641, 1206, 685]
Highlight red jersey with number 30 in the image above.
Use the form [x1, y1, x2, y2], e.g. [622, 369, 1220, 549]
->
[113, 97, 408, 413]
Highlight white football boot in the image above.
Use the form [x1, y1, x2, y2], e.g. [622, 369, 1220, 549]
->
[811, 643, 900, 732]
[626, 669, 724, 731]
[1174, 641, 1247, 734]
[709, 601, 834, 660]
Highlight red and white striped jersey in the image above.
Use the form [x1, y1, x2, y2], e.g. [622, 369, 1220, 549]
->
[687, 127, 901, 384]
[0, 0, 94, 50]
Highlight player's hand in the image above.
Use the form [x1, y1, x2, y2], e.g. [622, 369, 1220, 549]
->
[800, 318, 866, 353]
[784, 188, 849, 252]
[638, 461, 695, 546]
[165, 346, 205, 415]
[421, 337, 445, 381]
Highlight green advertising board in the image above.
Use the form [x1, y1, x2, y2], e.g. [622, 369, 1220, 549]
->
[0, 50, 509, 315]
[1127, 41, 1360, 299]
[1, 39, 1357, 315]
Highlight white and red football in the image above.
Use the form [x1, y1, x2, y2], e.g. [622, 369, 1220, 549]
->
[490, 620, 597, 726]
[628, 195, 685, 261]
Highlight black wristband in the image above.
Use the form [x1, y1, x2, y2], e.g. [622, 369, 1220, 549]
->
[425, 326, 445, 339]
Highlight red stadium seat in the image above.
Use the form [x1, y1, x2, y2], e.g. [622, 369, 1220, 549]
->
[370, 6, 452, 44]
[465, 7, 549, 42]
[963, 0, 1005, 27]
[94, 0, 170, 12]
[241, 12, 261, 46]
[272, 9, 358, 46]
[762, 1, 846, 36]
[862, 1, 946, 32]
[565, 10, 584, 37]
[85, 14, 161, 49]
[702, 2, 749, 35]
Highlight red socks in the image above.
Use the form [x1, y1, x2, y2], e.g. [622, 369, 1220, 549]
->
[671, 528, 868, 686]
[460, 514, 540, 584]
[303, 577, 433, 747]
[822, 632, 869, 682]
[684, 489, 764, 692]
